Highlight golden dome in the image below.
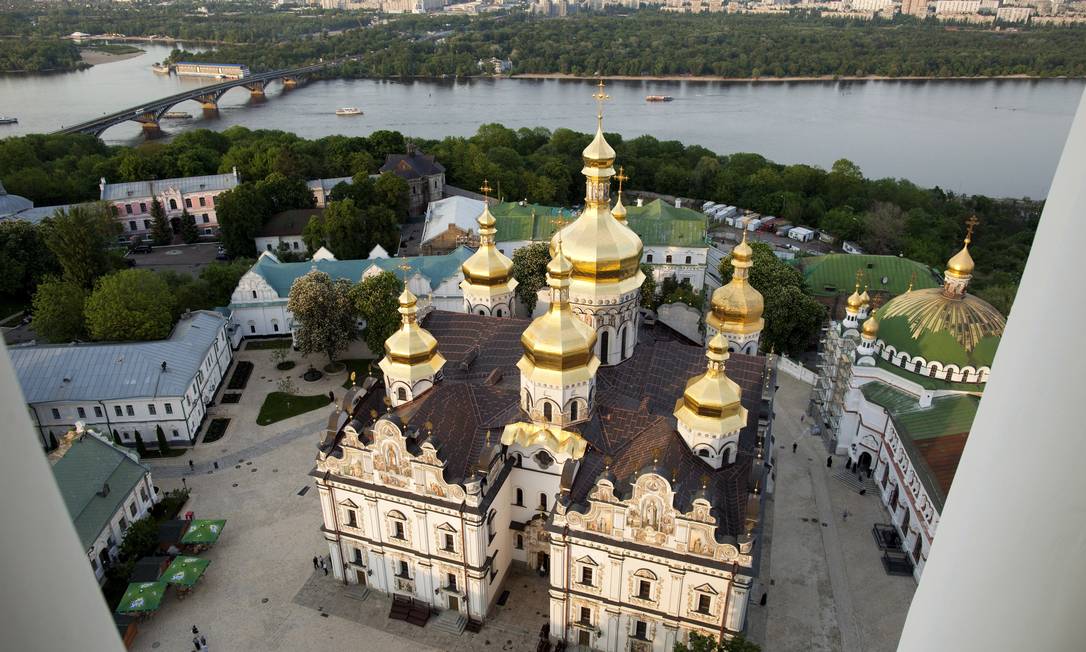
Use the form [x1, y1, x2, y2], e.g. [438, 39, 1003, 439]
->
[846, 282, 864, 311]
[673, 333, 748, 435]
[460, 204, 516, 292]
[877, 288, 1005, 365]
[861, 312, 879, 338]
[378, 286, 446, 383]
[518, 239, 600, 385]
[611, 194, 627, 223]
[583, 121, 616, 166]
[859, 285, 870, 307]
[707, 231, 763, 335]
[946, 216, 978, 280]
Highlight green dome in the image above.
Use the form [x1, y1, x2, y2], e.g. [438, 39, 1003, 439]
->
[876, 288, 1005, 369]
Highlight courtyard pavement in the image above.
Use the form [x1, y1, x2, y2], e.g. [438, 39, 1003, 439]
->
[130, 349, 914, 652]
[761, 374, 916, 652]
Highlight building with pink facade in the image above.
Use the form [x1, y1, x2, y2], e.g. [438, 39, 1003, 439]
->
[99, 169, 240, 239]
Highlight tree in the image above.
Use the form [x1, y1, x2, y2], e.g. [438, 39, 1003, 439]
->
[762, 285, 826, 356]
[134, 431, 147, 457]
[118, 515, 158, 561]
[820, 207, 864, 243]
[180, 208, 200, 244]
[322, 199, 368, 259]
[659, 277, 703, 310]
[0, 221, 57, 301]
[512, 242, 550, 314]
[640, 264, 657, 309]
[216, 183, 270, 258]
[363, 204, 401, 255]
[719, 242, 804, 292]
[85, 269, 174, 341]
[155, 425, 170, 455]
[40, 203, 121, 288]
[373, 171, 410, 219]
[674, 632, 761, 652]
[150, 197, 172, 246]
[302, 213, 326, 253]
[31, 277, 87, 342]
[287, 270, 356, 366]
[351, 271, 401, 356]
[258, 172, 315, 213]
[199, 259, 254, 307]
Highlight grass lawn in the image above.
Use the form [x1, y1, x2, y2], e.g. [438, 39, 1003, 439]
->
[256, 391, 331, 426]
[341, 359, 374, 389]
[245, 338, 292, 350]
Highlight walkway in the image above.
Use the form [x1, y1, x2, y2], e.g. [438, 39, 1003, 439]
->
[763, 374, 916, 652]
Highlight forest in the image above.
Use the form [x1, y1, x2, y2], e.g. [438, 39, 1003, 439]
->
[0, 124, 1035, 315]
[0, 39, 86, 73]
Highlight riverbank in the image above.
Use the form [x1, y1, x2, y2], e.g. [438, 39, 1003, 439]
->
[510, 72, 1084, 83]
[80, 48, 144, 66]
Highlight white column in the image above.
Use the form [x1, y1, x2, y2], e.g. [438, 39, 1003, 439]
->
[899, 89, 1086, 651]
[724, 575, 750, 632]
[328, 540, 344, 581]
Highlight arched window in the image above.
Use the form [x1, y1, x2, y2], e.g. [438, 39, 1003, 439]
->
[397, 387, 407, 402]
[902, 509, 911, 532]
[600, 331, 610, 362]
[570, 401, 579, 421]
[496, 308, 503, 317]
[619, 326, 627, 360]
[539, 493, 548, 510]
[478, 309, 485, 316]
[515, 488, 523, 506]
[543, 402, 552, 421]
[698, 448, 710, 458]
[685, 255, 692, 264]
[169, 199, 177, 210]
[271, 319, 279, 332]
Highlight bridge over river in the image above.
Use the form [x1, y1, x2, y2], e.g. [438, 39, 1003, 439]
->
[54, 59, 349, 137]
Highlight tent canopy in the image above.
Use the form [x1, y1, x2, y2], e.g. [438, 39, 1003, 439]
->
[180, 519, 226, 544]
[115, 582, 166, 614]
[163, 556, 210, 588]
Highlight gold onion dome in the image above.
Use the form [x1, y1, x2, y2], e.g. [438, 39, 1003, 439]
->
[846, 281, 864, 311]
[674, 333, 748, 435]
[861, 311, 879, 338]
[946, 241, 975, 280]
[708, 231, 764, 334]
[517, 239, 600, 384]
[859, 285, 870, 307]
[378, 286, 446, 382]
[460, 203, 515, 288]
[611, 193, 627, 223]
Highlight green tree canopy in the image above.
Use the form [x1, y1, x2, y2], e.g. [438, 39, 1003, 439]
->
[351, 270, 401, 356]
[216, 182, 270, 258]
[0, 221, 57, 300]
[85, 269, 175, 341]
[373, 171, 410, 219]
[512, 242, 550, 314]
[302, 212, 326, 253]
[640, 264, 657, 309]
[180, 208, 199, 244]
[322, 199, 368, 259]
[31, 277, 87, 342]
[150, 197, 172, 246]
[286, 270, 356, 365]
[41, 203, 121, 289]
[674, 632, 761, 652]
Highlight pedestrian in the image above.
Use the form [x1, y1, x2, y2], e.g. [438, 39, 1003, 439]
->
[800, 414, 805, 423]
[313, 555, 319, 569]
[328, 390, 335, 403]
[792, 442, 798, 454]
[842, 510, 850, 522]
[323, 559, 329, 576]
[192, 625, 199, 636]
[189, 459, 194, 471]
[192, 636, 200, 651]
[759, 592, 767, 606]
[200, 635, 207, 648]
[182, 477, 187, 488]
[826, 456, 832, 468]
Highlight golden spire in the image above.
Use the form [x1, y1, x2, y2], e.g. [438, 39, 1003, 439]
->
[583, 80, 616, 167]
[612, 166, 628, 223]
[946, 215, 978, 280]
[707, 219, 763, 336]
[860, 282, 870, 308]
[674, 333, 748, 436]
[907, 271, 916, 293]
[592, 79, 610, 126]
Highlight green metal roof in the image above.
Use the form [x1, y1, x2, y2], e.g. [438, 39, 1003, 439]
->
[802, 254, 939, 297]
[250, 247, 473, 297]
[490, 201, 574, 242]
[624, 199, 707, 247]
[877, 313, 1001, 369]
[860, 380, 980, 510]
[51, 434, 150, 549]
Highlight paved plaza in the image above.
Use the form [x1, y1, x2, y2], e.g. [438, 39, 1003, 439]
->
[128, 349, 914, 652]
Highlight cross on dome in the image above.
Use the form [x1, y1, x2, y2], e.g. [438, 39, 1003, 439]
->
[592, 79, 610, 124]
[479, 179, 493, 200]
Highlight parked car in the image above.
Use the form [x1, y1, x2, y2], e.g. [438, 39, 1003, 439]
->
[215, 246, 230, 261]
[128, 241, 152, 254]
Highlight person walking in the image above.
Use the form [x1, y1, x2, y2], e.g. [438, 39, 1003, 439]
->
[312, 555, 319, 569]
[792, 442, 798, 454]
[826, 456, 833, 468]
[192, 625, 199, 636]
[200, 635, 207, 648]
[192, 636, 201, 651]
[322, 557, 329, 576]
[188, 459, 195, 472]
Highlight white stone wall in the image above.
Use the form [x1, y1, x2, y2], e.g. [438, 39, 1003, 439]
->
[643, 245, 708, 289]
[255, 235, 308, 255]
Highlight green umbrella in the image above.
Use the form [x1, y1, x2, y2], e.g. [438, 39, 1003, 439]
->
[163, 556, 211, 588]
[180, 519, 227, 545]
[115, 582, 166, 614]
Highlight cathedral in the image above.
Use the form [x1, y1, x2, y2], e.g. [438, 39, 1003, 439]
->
[311, 93, 774, 650]
[813, 218, 1005, 579]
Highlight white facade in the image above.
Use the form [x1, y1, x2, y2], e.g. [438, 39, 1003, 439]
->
[643, 245, 708, 288]
[255, 234, 308, 255]
[14, 312, 232, 449]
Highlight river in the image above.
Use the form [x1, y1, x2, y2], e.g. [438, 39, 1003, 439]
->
[1, 43, 1082, 199]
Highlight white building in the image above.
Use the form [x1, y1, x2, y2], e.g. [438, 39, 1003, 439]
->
[307, 176, 354, 208]
[49, 427, 158, 584]
[312, 105, 775, 650]
[254, 207, 323, 256]
[11, 311, 233, 449]
[812, 225, 1004, 580]
[99, 170, 239, 239]
[226, 247, 473, 342]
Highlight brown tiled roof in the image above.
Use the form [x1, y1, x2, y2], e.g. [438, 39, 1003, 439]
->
[338, 311, 767, 538]
[259, 208, 323, 237]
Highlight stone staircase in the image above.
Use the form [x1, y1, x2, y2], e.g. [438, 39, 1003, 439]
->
[345, 585, 370, 601]
[833, 470, 876, 494]
[431, 609, 467, 635]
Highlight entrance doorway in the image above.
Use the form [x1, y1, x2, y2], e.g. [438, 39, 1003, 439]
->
[537, 551, 550, 574]
[170, 216, 181, 233]
[355, 570, 366, 586]
[448, 595, 459, 612]
[858, 452, 873, 477]
[578, 630, 591, 646]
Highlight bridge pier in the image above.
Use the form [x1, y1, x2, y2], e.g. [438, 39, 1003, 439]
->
[195, 93, 219, 111]
[244, 80, 267, 96]
[282, 76, 299, 88]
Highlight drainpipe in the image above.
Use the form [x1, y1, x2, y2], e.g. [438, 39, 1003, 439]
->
[459, 501, 470, 618]
[29, 405, 45, 448]
[97, 401, 114, 441]
[563, 525, 571, 647]
[327, 482, 347, 585]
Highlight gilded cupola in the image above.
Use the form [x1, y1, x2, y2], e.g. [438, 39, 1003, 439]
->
[946, 216, 978, 281]
[551, 81, 644, 297]
[460, 181, 517, 315]
[517, 239, 600, 386]
[861, 310, 880, 339]
[708, 228, 765, 337]
[611, 166, 629, 224]
[378, 281, 446, 405]
[674, 333, 749, 468]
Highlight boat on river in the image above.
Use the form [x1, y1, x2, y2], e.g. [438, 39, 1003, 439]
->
[645, 95, 674, 102]
[151, 63, 171, 74]
[335, 107, 363, 116]
[0, 116, 17, 125]
[163, 111, 192, 119]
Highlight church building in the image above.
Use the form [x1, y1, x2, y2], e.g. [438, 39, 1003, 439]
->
[310, 91, 775, 650]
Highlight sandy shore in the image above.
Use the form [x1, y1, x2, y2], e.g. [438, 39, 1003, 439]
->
[510, 72, 1078, 83]
[80, 49, 144, 66]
